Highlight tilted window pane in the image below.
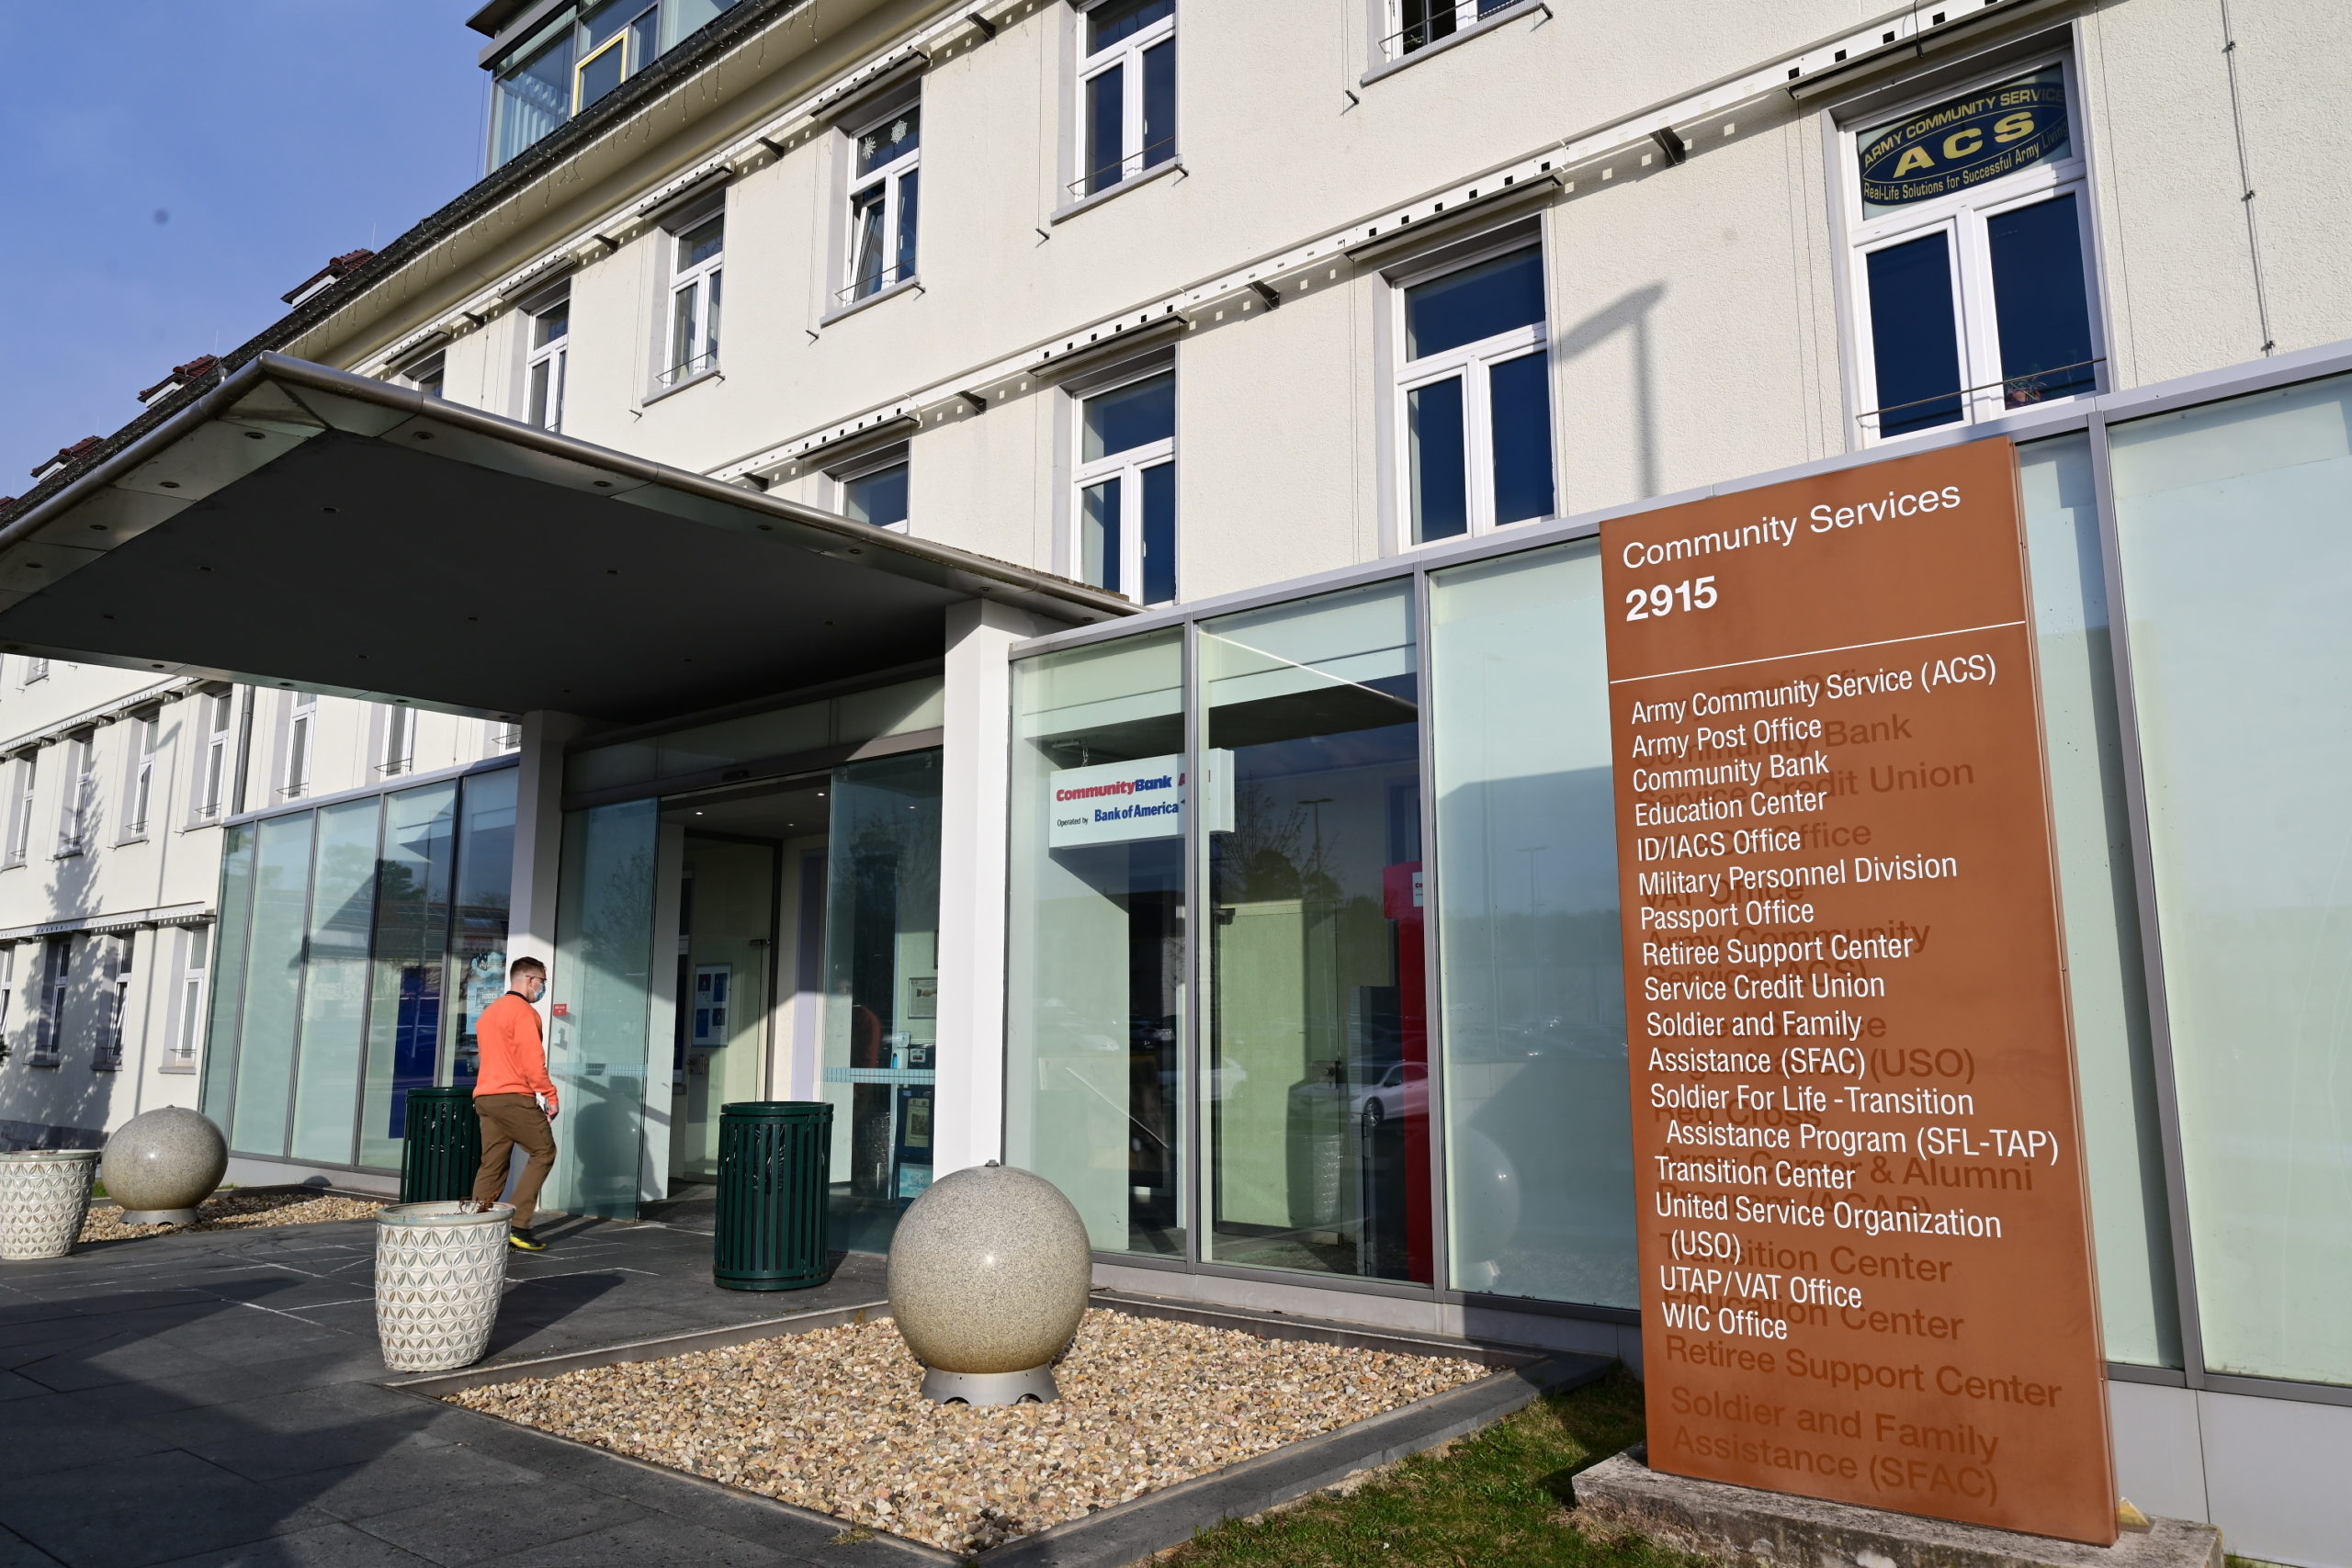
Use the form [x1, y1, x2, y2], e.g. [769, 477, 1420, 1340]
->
[1089, 0, 1172, 51]
[2017, 434, 2177, 1368]
[528, 359, 554, 428]
[1405, 245, 1544, 361]
[1084, 371, 1176, 460]
[1203, 581, 1428, 1282]
[1400, 0, 1456, 53]
[357, 783, 458, 1170]
[704, 269, 722, 358]
[1081, 477, 1121, 592]
[1864, 231, 1963, 437]
[1141, 460, 1177, 605]
[1085, 60, 1125, 194]
[1005, 630, 1187, 1257]
[1141, 39, 1176, 166]
[1430, 542, 1631, 1307]
[670, 280, 700, 372]
[849, 186, 888, 294]
[895, 169, 920, 279]
[1488, 348, 1555, 525]
[289, 798, 383, 1165]
[1988, 193, 2097, 408]
[1408, 375, 1468, 543]
[2109, 372, 2352, 1385]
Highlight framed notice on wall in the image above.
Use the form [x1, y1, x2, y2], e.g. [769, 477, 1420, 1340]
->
[1600, 440, 2115, 1544]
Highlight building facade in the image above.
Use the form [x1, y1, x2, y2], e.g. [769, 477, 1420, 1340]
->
[3, 0, 2349, 1560]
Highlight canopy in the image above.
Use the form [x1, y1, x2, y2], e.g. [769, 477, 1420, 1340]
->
[0, 355, 1131, 724]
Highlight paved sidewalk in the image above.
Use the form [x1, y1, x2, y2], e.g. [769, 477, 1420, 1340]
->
[0, 1212, 914, 1568]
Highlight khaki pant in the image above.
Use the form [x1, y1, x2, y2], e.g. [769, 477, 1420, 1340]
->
[473, 1094, 556, 1231]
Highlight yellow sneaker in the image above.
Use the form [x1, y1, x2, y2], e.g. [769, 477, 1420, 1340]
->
[508, 1228, 548, 1252]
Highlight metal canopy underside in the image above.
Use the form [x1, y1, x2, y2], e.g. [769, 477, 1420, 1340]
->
[0, 355, 1129, 725]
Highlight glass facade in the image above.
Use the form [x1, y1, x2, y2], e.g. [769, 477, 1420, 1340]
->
[1004, 630, 1186, 1256]
[550, 797, 660, 1217]
[202, 767, 516, 1169]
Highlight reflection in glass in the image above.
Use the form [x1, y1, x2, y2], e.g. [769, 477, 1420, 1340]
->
[289, 799, 380, 1164]
[1405, 246, 1544, 360]
[201, 824, 255, 1140]
[1408, 377, 1468, 543]
[676, 837, 775, 1179]
[229, 813, 316, 1157]
[844, 462, 910, 528]
[1203, 582, 1429, 1281]
[2017, 435, 2177, 1367]
[1429, 544, 1632, 1305]
[551, 799, 660, 1217]
[1990, 194, 2097, 407]
[358, 784, 458, 1170]
[2109, 373, 2352, 1385]
[1006, 632, 1186, 1256]
[1141, 461, 1177, 605]
[1085, 62, 1124, 196]
[1081, 478, 1121, 593]
[1865, 231, 1963, 436]
[1085, 371, 1175, 461]
[1488, 350, 1555, 525]
[820, 751, 943, 1251]
[450, 772, 517, 1086]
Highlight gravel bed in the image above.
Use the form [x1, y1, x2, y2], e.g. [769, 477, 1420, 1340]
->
[447, 1309, 1490, 1553]
[79, 1190, 384, 1242]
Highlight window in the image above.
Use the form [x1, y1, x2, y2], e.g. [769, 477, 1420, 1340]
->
[843, 103, 920, 302]
[283, 692, 316, 799]
[0, 949, 13, 1057]
[1385, 0, 1518, 60]
[167, 926, 209, 1072]
[1074, 368, 1177, 605]
[1846, 61, 2099, 441]
[6, 754, 34, 864]
[401, 351, 447, 400]
[663, 215, 723, 387]
[1075, 0, 1175, 198]
[57, 732, 95, 855]
[123, 713, 158, 838]
[838, 450, 910, 531]
[195, 691, 233, 821]
[31, 936, 69, 1067]
[526, 290, 571, 432]
[1396, 242, 1555, 545]
[488, 1, 740, 168]
[22, 657, 49, 684]
[93, 936, 130, 1073]
[488, 719, 524, 753]
[379, 704, 415, 779]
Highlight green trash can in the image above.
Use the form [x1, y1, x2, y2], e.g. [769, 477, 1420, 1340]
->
[399, 1087, 482, 1205]
[715, 1101, 833, 1291]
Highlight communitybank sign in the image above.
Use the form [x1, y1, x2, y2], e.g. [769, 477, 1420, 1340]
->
[1047, 750, 1233, 849]
[1601, 441, 2116, 1543]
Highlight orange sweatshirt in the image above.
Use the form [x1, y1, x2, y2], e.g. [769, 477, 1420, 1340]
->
[474, 992, 556, 1100]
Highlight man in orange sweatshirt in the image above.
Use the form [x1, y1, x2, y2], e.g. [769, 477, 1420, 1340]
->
[473, 955, 559, 1251]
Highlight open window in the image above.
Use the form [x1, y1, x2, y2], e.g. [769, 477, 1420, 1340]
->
[662, 212, 724, 389]
[833, 446, 911, 532]
[843, 99, 921, 304]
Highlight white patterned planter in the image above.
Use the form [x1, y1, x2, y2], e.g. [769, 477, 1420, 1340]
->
[0, 1149, 101, 1261]
[375, 1201, 513, 1372]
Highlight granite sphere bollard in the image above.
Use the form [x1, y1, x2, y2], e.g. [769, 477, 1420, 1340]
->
[102, 1107, 229, 1225]
[887, 1161, 1091, 1404]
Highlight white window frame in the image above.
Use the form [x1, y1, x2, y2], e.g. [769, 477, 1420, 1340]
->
[121, 712, 158, 840]
[1073, 0, 1177, 199]
[31, 936, 69, 1067]
[282, 691, 316, 800]
[842, 99, 921, 304]
[1838, 52, 2102, 446]
[1391, 235, 1555, 550]
[662, 212, 725, 389]
[6, 755, 35, 865]
[379, 703, 416, 779]
[525, 288, 571, 432]
[487, 719, 524, 754]
[0, 947, 14, 1061]
[832, 446, 912, 533]
[164, 925, 208, 1073]
[1071, 366, 1178, 607]
[21, 656, 49, 685]
[56, 732, 95, 856]
[399, 350, 447, 400]
[1382, 0, 1522, 62]
[194, 690, 233, 822]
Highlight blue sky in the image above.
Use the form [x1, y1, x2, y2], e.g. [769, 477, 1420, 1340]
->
[0, 2, 487, 491]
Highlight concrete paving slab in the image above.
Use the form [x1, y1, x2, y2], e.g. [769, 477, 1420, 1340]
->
[144, 1522, 442, 1568]
[0, 1450, 339, 1568]
[491, 1516, 813, 1568]
[347, 1477, 651, 1567]
[0, 1523, 63, 1568]
[263, 1444, 551, 1525]
[0, 1393, 183, 1475]
[130, 1383, 459, 1483]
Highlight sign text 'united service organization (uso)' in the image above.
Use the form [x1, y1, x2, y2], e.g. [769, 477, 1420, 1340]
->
[1600, 439, 2117, 1544]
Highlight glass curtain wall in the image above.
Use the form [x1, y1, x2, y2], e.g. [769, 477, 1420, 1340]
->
[1202, 581, 1429, 1282]
[820, 751, 943, 1250]
[2108, 371, 2352, 1386]
[550, 798, 660, 1217]
[202, 769, 516, 1168]
[1426, 542, 1634, 1307]
[1003, 630, 1186, 1256]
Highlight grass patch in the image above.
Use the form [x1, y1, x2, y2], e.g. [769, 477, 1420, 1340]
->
[1162, 1368, 1692, 1568]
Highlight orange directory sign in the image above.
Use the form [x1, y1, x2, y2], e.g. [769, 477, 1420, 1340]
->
[1600, 439, 2115, 1543]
